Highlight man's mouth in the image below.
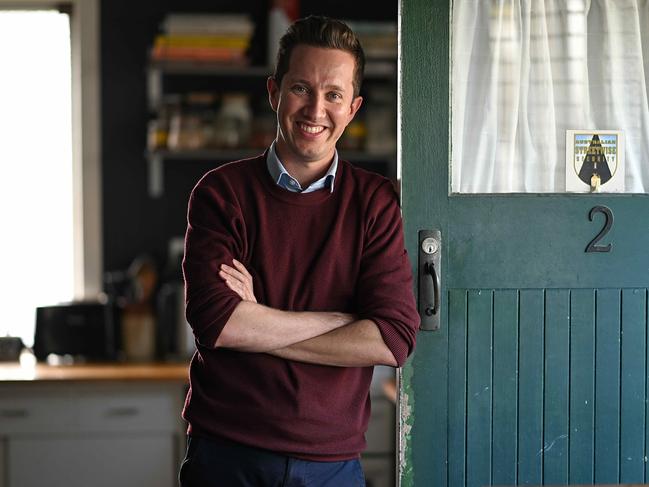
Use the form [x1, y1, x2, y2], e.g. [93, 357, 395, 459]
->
[298, 123, 325, 135]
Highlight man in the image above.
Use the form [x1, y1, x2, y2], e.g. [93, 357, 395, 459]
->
[180, 15, 419, 487]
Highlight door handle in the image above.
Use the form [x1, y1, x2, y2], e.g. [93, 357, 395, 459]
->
[424, 262, 440, 316]
[418, 229, 442, 331]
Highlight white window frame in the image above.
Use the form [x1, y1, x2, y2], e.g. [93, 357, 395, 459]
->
[0, 0, 102, 297]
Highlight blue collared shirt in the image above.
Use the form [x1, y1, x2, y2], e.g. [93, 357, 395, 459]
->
[266, 142, 337, 193]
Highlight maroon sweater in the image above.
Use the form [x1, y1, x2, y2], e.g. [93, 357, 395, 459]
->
[182, 154, 419, 461]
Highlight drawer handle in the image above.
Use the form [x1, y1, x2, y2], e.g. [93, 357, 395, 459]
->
[0, 409, 29, 418]
[104, 406, 139, 418]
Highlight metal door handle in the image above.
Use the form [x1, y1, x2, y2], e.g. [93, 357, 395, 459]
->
[425, 262, 440, 316]
[418, 230, 442, 331]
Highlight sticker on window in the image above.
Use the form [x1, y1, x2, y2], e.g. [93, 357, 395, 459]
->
[566, 130, 625, 193]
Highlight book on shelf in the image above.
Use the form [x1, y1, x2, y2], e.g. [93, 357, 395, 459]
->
[346, 21, 397, 60]
[154, 34, 250, 49]
[151, 46, 249, 63]
[162, 14, 254, 36]
[153, 13, 254, 64]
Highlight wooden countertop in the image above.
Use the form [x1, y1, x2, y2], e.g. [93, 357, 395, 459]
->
[0, 361, 189, 383]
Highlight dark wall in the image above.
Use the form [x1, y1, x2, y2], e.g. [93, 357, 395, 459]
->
[100, 0, 397, 278]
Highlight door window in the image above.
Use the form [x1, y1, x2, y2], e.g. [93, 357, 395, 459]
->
[451, 0, 649, 193]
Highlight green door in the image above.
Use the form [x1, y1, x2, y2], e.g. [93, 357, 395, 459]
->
[399, 0, 649, 485]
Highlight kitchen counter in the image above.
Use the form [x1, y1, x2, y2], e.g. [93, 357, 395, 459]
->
[0, 361, 189, 383]
[0, 360, 190, 487]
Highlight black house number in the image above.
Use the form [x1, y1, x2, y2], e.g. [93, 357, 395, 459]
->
[585, 206, 613, 253]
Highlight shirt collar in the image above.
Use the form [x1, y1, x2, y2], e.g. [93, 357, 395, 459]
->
[266, 141, 337, 194]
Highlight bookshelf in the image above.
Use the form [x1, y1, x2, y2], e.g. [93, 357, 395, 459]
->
[145, 14, 398, 197]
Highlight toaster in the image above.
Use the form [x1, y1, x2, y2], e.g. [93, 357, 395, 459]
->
[33, 301, 120, 361]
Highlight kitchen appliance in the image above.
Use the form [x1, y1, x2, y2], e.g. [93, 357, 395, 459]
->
[33, 301, 120, 362]
[0, 336, 24, 361]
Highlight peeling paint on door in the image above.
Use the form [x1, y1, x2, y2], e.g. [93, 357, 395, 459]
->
[397, 362, 415, 487]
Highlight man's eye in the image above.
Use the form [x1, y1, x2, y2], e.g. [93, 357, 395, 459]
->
[328, 92, 343, 101]
[292, 85, 308, 94]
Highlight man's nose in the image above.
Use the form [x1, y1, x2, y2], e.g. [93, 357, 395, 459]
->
[303, 93, 326, 120]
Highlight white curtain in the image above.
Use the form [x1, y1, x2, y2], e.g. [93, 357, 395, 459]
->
[452, 0, 649, 193]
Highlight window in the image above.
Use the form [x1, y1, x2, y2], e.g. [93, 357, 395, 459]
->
[451, 0, 649, 193]
[0, 1, 101, 346]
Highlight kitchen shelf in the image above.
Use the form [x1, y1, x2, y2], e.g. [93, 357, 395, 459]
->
[147, 61, 396, 110]
[145, 54, 397, 197]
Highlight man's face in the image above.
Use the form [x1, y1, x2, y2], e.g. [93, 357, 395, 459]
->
[267, 45, 363, 170]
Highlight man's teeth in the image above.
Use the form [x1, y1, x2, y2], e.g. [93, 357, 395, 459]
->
[299, 123, 324, 134]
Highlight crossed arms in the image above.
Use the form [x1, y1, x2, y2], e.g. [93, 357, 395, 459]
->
[216, 260, 398, 367]
[183, 174, 418, 369]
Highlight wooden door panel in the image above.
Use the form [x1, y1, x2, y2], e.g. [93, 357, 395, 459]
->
[595, 289, 622, 483]
[466, 290, 492, 487]
[444, 288, 648, 486]
[621, 289, 647, 483]
[543, 289, 570, 485]
[492, 290, 518, 486]
[448, 289, 467, 486]
[568, 289, 596, 484]
[517, 290, 544, 485]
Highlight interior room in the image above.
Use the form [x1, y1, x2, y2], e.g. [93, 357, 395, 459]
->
[7, 1, 646, 486]
[0, 1, 399, 486]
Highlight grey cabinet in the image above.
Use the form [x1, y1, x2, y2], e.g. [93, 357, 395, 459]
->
[0, 382, 186, 487]
[9, 436, 174, 487]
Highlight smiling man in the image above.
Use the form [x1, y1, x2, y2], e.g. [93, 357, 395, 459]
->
[179, 16, 419, 487]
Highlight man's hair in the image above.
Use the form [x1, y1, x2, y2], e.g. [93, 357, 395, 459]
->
[273, 15, 365, 97]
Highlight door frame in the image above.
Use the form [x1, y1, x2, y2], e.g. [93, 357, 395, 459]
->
[397, 0, 451, 485]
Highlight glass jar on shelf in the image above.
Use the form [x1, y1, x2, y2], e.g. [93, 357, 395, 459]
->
[148, 95, 179, 151]
[167, 92, 217, 151]
[214, 93, 252, 149]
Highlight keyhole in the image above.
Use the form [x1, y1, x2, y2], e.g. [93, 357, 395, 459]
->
[421, 238, 438, 255]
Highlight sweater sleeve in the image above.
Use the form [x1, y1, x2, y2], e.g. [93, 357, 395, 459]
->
[182, 174, 245, 348]
[356, 181, 420, 366]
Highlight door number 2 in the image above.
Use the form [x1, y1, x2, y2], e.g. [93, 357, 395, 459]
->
[586, 206, 613, 253]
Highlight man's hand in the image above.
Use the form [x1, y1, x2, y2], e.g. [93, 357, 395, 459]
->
[219, 259, 257, 303]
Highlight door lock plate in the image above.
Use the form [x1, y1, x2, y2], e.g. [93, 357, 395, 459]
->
[418, 230, 442, 331]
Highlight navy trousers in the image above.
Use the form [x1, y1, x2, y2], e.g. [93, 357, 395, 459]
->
[179, 435, 366, 487]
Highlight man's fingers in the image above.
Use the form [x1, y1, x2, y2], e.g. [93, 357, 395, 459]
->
[223, 278, 239, 294]
[220, 265, 247, 285]
[232, 259, 252, 279]
[221, 261, 256, 303]
[223, 277, 246, 299]
[224, 277, 257, 303]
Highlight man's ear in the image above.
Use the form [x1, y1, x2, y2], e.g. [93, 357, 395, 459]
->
[348, 95, 363, 121]
[267, 76, 280, 112]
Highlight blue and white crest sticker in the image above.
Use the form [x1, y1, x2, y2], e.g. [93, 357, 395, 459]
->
[566, 130, 625, 192]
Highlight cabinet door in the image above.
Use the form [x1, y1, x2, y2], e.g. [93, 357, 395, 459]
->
[8, 434, 176, 487]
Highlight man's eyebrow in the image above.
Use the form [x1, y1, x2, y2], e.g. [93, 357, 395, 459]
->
[324, 83, 346, 92]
